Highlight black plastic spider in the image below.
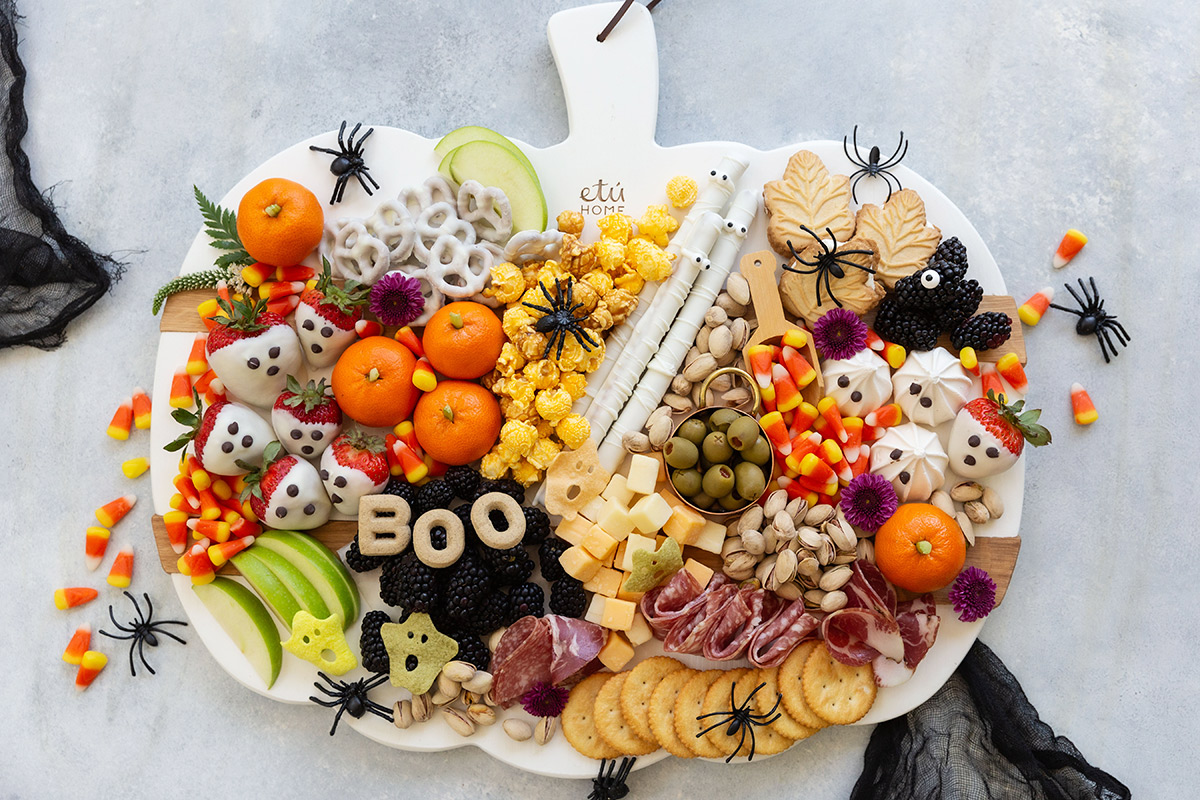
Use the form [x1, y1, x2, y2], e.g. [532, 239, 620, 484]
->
[521, 276, 600, 360]
[843, 125, 909, 203]
[694, 681, 781, 763]
[1049, 276, 1130, 363]
[588, 757, 636, 799]
[309, 121, 381, 205]
[310, 671, 393, 736]
[98, 591, 188, 677]
[783, 224, 877, 309]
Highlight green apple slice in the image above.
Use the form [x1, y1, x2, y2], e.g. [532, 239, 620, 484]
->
[253, 531, 360, 628]
[435, 125, 538, 181]
[193, 577, 283, 689]
[448, 140, 548, 233]
[241, 547, 330, 622]
[230, 550, 302, 630]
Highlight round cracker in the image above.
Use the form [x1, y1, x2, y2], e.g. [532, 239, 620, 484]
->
[778, 641, 834, 731]
[648, 667, 698, 759]
[620, 656, 687, 743]
[698, 668, 795, 759]
[594, 672, 659, 756]
[755, 663, 819, 742]
[801, 642, 877, 725]
[673, 669, 726, 759]
[562, 673, 621, 760]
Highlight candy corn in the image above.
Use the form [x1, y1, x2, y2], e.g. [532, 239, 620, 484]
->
[228, 517, 261, 539]
[204, 377, 226, 404]
[865, 329, 885, 352]
[864, 403, 902, 429]
[197, 297, 222, 330]
[1018, 287, 1055, 327]
[85, 527, 110, 571]
[169, 369, 193, 408]
[63, 625, 91, 665]
[789, 402, 820, 438]
[119, 457, 148, 480]
[96, 494, 137, 528]
[106, 546, 134, 589]
[106, 398, 133, 441]
[130, 387, 152, 430]
[188, 517, 231, 543]
[394, 421, 424, 459]
[866, 330, 906, 368]
[260, 280, 306, 300]
[172, 475, 201, 513]
[780, 345, 817, 389]
[784, 432, 822, 474]
[759, 380, 777, 412]
[841, 416, 864, 457]
[55, 587, 98, 610]
[241, 261, 275, 287]
[186, 456, 212, 491]
[185, 333, 209, 376]
[208, 535, 255, 567]
[781, 327, 808, 350]
[413, 357, 437, 392]
[747, 345, 776, 389]
[266, 294, 300, 316]
[980, 364, 1006, 402]
[394, 326, 425, 356]
[958, 346, 980, 376]
[996, 352, 1029, 393]
[771, 363, 801, 412]
[163, 510, 189, 554]
[355, 319, 383, 338]
[759, 411, 791, 456]
[75, 651, 108, 691]
[1053, 229, 1087, 269]
[424, 454, 448, 478]
[1071, 382, 1098, 425]
[197, 486, 222, 521]
[193, 368, 217, 395]
[177, 542, 215, 585]
[390, 436, 428, 483]
[817, 397, 848, 443]
[275, 264, 315, 282]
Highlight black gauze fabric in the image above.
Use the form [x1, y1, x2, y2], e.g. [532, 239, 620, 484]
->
[0, 0, 120, 350]
[851, 641, 1130, 800]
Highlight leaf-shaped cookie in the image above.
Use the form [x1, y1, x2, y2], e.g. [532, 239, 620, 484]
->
[779, 235, 885, 325]
[763, 151, 856, 258]
[854, 188, 941, 289]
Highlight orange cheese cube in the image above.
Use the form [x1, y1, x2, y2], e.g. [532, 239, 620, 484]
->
[616, 577, 646, 604]
[597, 631, 635, 672]
[555, 516, 591, 547]
[583, 566, 623, 597]
[582, 525, 618, 562]
[614, 541, 627, 571]
[627, 610, 653, 647]
[600, 597, 637, 631]
[683, 558, 715, 589]
[663, 505, 707, 547]
[559, 545, 602, 581]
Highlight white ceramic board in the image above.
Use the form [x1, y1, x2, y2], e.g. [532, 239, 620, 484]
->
[150, 1, 1023, 779]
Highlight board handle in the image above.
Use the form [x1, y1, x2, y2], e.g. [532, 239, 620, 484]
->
[740, 250, 788, 338]
[547, 2, 658, 148]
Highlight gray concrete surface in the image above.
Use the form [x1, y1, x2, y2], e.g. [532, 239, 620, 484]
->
[2, 0, 1195, 796]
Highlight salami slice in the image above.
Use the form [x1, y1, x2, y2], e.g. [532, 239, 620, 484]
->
[704, 588, 784, 661]
[491, 617, 553, 707]
[545, 615, 607, 684]
[746, 599, 820, 667]
[820, 607, 905, 666]
[664, 582, 738, 654]
[640, 569, 704, 636]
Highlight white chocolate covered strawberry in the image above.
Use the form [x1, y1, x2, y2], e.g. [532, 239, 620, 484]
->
[206, 296, 302, 407]
[318, 430, 389, 515]
[271, 376, 343, 459]
[240, 442, 331, 530]
[947, 390, 1051, 479]
[165, 393, 274, 477]
[296, 259, 370, 368]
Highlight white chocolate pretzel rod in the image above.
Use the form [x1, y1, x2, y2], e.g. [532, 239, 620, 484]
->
[584, 212, 722, 444]
[597, 197, 754, 472]
[707, 188, 759, 277]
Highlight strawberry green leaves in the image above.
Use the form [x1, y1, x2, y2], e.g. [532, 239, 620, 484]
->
[985, 389, 1052, 447]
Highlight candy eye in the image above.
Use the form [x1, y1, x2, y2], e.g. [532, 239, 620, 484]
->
[710, 170, 717, 176]
[920, 270, 940, 289]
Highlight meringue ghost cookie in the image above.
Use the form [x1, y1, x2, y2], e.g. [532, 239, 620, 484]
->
[869, 422, 948, 503]
[891, 348, 972, 427]
[823, 349, 893, 417]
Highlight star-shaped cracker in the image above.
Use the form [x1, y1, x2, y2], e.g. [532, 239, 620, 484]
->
[282, 610, 358, 676]
[381, 613, 458, 695]
[854, 188, 941, 289]
[763, 150, 856, 258]
[622, 537, 684, 593]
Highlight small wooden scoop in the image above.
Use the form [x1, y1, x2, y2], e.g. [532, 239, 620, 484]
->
[740, 249, 824, 402]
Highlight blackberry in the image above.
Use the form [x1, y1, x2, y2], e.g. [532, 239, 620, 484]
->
[490, 478, 527, 503]
[449, 631, 490, 672]
[890, 269, 946, 311]
[538, 538, 570, 581]
[442, 550, 494, 626]
[521, 506, 551, 546]
[379, 550, 440, 612]
[934, 236, 968, 271]
[505, 582, 545, 624]
[414, 479, 455, 514]
[549, 577, 587, 618]
[381, 478, 418, 506]
[451, 502, 478, 544]
[872, 299, 941, 351]
[951, 312, 1013, 351]
[359, 610, 392, 674]
[344, 536, 387, 573]
[464, 590, 508, 635]
[933, 279, 983, 332]
[481, 544, 536, 586]
[442, 465, 481, 501]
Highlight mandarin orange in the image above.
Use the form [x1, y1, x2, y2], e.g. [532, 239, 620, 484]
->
[236, 178, 324, 267]
[873, 503, 966, 593]
[412, 381, 501, 465]
[422, 302, 504, 380]
[330, 337, 418, 428]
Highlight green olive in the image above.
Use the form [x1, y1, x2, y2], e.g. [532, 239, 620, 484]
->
[734, 461, 767, 502]
[726, 416, 761, 452]
[689, 492, 715, 510]
[677, 418, 708, 446]
[718, 491, 748, 511]
[708, 408, 741, 432]
[702, 431, 734, 463]
[702, 464, 736, 498]
[663, 437, 699, 470]
[671, 468, 703, 497]
[741, 435, 772, 466]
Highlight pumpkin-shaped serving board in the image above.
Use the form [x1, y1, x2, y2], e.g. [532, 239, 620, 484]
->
[150, 2, 1023, 778]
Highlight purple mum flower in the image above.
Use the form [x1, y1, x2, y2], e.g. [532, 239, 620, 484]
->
[520, 681, 569, 718]
[840, 473, 898, 531]
[948, 566, 997, 622]
[812, 308, 869, 360]
[368, 272, 425, 326]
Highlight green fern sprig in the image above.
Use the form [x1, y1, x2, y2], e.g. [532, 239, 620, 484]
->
[193, 185, 253, 268]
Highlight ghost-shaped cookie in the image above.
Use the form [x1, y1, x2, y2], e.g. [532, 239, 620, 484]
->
[891, 348, 972, 427]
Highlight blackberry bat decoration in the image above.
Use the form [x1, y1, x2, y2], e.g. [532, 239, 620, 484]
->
[843, 125, 909, 203]
[309, 121, 381, 204]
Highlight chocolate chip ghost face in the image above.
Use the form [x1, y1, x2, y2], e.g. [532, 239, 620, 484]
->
[891, 348, 972, 427]
[272, 403, 342, 459]
[319, 447, 388, 516]
[947, 411, 1019, 479]
[295, 301, 358, 369]
[264, 457, 331, 530]
[200, 402, 274, 476]
[868, 422, 948, 503]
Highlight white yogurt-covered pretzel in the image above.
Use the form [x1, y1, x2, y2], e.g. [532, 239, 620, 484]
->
[329, 219, 391, 285]
[365, 198, 416, 265]
[413, 201, 476, 264]
[457, 180, 513, 244]
[425, 234, 491, 298]
[503, 229, 563, 264]
[397, 175, 460, 217]
[393, 267, 444, 326]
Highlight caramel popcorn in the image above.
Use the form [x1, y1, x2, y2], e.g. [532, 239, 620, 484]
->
[561, 371, 589, 401]
[556, 210, 585, 235]
[494, 342, 526, 377]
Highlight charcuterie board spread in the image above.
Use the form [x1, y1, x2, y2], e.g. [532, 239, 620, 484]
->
[136, 2, 1047, 780]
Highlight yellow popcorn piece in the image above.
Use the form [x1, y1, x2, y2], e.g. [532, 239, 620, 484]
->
[502, 307, 534, 341]
[486, 262, 526, 305]
[635, 204, 680, 248]
[527, 437, 562, 470]
[495, 342, 526, 378]
[666, 175, 698, 209]
[626, 237, 674, 282]
[597, 212, 634, 244]
[521, 262, 543, 290]
[603, 289, 638, 326]
[516, 331, 550, 361]
[612, 269, 645, 297]
[557, 414, 592, 450]
[561, 373, 589, 402]
[552, 336, 589, 372]
[480, 450, 510, 480]
[511, 458, 542, 486]
[556, 209, 585, 235]
[522, 358, 560, 390]
[535, 386, 573, 422]
[282, 611, 357, 676]
[534, 418, 555, 439]
[499, 419, 538, 458]
[582, 339, 607, 372]
[582, 269, 614, 296]
[594, 238, 627, 272]
[570, 281, 599, 313]
[500, 375, 535, 406]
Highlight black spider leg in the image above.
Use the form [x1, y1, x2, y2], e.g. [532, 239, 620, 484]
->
[348, 125, 380, 195]
[309, 675, 354, 735]
[138, 593, 189, 638]
[357, 673, 396, 719]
